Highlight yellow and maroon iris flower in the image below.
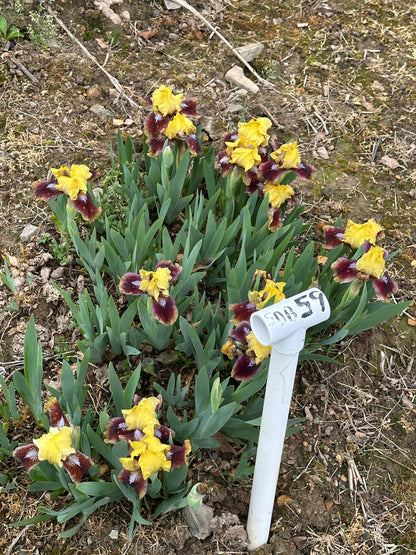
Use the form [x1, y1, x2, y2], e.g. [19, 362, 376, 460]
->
[142, 85, 200, 157]
[324, 219, 384, 249]
[33, 164, 101, 222]
[222, 272, 286, 381]
[331, 241, 398, 300]
[259, 140, 314, 184]
[13, 398, 93, 483]
[119, 260, 182, 326]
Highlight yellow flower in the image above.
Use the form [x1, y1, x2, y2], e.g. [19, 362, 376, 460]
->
[52, 164, 91, 200]
[258, 279, 286, 307]
[221, 339, 237, 360]
[151, 85, 184, 116]
[33, 426, 75, 466]
[122, 397, 160, 435]
[246, 331, 271, 363]
[343, 219, 383, 250]
[356, 246, 386, 279]
[237, 117, 271, 147]
[227, 141, 262, 171]
[139, 267, 171, 301]
[263, 183, 294, 209]
[121, 436, 171, 479]
[271, 141, 301, 168]
[164, 113, 196, 139]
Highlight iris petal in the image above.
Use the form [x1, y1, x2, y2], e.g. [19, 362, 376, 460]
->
[71, 193, 101, 222]
[331, 257, 358, 283]
[119, 273, 143, 295]
[372, 273, 398, 301]
[62, 451, 93, 484]
[231, 354, 261, 381]
[151, 296, 178, 325]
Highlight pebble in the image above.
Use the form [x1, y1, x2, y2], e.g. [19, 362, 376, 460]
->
[183, 503, 213, 539]
[90, 104, 115, 121]
[234, 42, 264, 62]
[40, 266, 51, 282]
[20, 224, 40, 243]
[224, 65, 259, 94]
[13, 276, 25, 289]
[51, 267, 65, 280]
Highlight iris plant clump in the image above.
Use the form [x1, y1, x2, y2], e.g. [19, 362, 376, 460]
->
[3, 84, 410, 538]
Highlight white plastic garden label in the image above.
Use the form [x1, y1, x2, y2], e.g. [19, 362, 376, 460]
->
[247, 288, 330, 550]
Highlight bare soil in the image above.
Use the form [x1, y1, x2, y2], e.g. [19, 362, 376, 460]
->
[1, 0, 415, 553]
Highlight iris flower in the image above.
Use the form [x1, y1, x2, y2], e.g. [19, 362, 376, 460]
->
[119, 260, 182, 326]
[222, 272, 286, 380]
[105, 394, 191, 498]
[142, 85, 201, 157]
[219, 118, 272, 175]
[331, 241, 398, 300]
[118, 436, 191, 498]
[33, 164, 101, 222]
[259, 140, 314, 184]
[13, 398, 93, 484]
[104, 395, 175, 445]
[324, 219, 384, 249]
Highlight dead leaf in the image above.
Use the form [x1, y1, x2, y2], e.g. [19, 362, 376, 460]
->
[95, 37, 108, 49]
[407, 317, 416, 327]
[316, 146, 329, 159]
[213, 432, 238, 455]
[141, 28, 158, 39]
[381, 155, 400, 169]
[277, 494, 293, 506]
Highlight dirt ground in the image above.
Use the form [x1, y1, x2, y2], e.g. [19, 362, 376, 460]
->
[1, 0, 416, 553]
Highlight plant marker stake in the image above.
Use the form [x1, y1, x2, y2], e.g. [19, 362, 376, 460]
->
[247, 288, 330, 551]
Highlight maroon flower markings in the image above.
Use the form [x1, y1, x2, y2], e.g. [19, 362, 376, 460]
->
[119, 260, 182, 326]
[13, 398, 93, 484]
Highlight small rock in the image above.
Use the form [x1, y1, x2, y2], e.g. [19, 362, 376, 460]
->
[86, 84, 103, 99]
[42, 283, 61, 303]
[225, 65, 259, 94]
[228, 102, 244, 114]
[169, 32, 179, 40]
[120, 10, 130, 20]
[51, 267, 65, 280]
[40, 266, 51, 282]
[20, 224, 40, 243]
[91, 104, 115, 121]
[164, 0, 181, 9]
[13, 276, 25, 289]
[183, 503, 213, 539]
[234, 42, 264, 62]
[109, 529, 119, 540]
[112, 118, 124, 127]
